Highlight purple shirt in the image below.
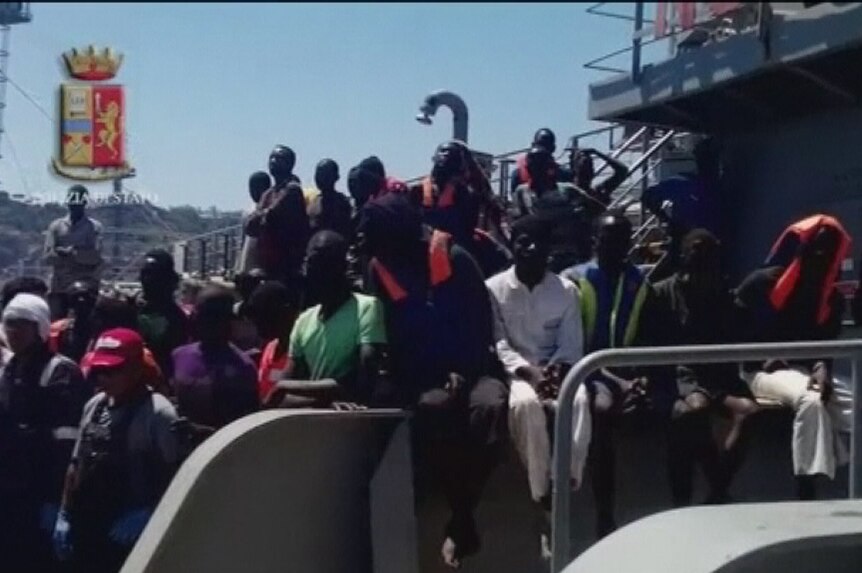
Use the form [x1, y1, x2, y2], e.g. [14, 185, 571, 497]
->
[171, 342, 259, 430]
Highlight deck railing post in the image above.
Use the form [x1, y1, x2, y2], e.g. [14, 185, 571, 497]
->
[851, 354, 862, 498]
[550, 340, 862, 572]
[632, 2, 645, 82]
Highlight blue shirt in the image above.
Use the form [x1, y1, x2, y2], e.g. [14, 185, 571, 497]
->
[366, 244, 495, 400]
[642, 174, 719, 236]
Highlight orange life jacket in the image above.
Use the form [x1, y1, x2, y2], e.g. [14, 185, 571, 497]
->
[421, 177, 457, 209]
[258, 338, 290, 401]
[768, 214, 851, 325]
[370, 230, 453, 302]
[516, 155, 558, 188]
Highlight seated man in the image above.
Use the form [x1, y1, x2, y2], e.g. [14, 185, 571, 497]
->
[562, 212, 662, 539]
[652, 229, 758, 506]
[358, 193, 507, 569]
[735, 214, 853, 500]
[485, 214, 586, 558]
[267, 230, 389, 409]
[171, 286, 260, 445]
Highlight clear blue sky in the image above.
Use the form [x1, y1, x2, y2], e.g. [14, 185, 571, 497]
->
[6, 2, 639, 211]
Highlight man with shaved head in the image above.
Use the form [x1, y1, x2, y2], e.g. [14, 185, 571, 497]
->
[245, 145, 310, 283]
[308, 159, 353, 239]
[269, 230, 389, 409]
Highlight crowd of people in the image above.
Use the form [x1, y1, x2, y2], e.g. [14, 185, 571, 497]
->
[0, 129, 855, 571]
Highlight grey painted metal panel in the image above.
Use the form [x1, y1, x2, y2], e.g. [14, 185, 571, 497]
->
[588, 3, 862, 124]
[121, 410, 417, 573]
[562, 500, 862, 573]
[720, 105, 862, 280]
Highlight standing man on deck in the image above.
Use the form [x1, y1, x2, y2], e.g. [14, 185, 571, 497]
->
[245, 145, 310, 283]
[44, 185, 104, 319]
[235, 171, 272, 275]
[308, 159, 353, 239]
[509, 128, 573, 192]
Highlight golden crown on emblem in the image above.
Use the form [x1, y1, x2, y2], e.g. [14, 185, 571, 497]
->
[63, 46, 124, 81]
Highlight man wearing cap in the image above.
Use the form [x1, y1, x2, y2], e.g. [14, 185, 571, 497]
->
[53, 328, 180, 573]
[0, 293, 89, 572]
[44, 185, 104, 318]
[137, 249, 190, 380]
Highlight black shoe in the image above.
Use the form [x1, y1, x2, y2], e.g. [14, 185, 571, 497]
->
[596, 514, 617, 540]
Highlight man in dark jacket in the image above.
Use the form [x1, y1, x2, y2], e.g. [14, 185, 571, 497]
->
[358, 193, 507, 569]
[0, 293, 89, 572]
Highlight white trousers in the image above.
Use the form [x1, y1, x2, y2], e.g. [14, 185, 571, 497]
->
[508, 379, 602, 501]
[746, 368, 852, 479]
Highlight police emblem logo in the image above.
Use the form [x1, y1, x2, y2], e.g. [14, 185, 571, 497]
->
[52, 45, 134, 181]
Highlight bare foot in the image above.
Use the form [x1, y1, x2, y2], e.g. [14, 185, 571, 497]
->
[441, 537, 461, 569]
[540, 533, 553, 561]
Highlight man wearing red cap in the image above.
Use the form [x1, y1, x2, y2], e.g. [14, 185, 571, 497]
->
[53, 328, 180, 573]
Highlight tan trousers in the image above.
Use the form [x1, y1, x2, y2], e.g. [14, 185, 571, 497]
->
[746, 368, 852, 479]
[508, 379, 603, 501]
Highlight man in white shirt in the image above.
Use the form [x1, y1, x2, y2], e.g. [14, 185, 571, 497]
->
[486, 214, 590, 557]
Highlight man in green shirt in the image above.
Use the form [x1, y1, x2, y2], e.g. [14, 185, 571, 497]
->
[269, 231, 389, 410]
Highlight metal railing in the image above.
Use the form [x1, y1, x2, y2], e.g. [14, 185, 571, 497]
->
[174, 224, 244, 279]
[583, 2, 766, 82]
[550, 340, 862, 573]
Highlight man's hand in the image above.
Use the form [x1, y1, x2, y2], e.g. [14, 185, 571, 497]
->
[621, 377, 651, 414]
[444, 372, 467, 398]
[55, 246, 74, 258]
[516, 365, 546, 388]
[52, 508, 73, 561]
[536, 378, 559, 401]
[808, 362, 834, 403]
